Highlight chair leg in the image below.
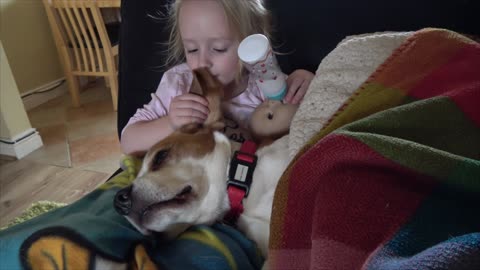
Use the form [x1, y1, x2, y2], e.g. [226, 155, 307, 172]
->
[65, 73, 81, 107]
[58, 47, 81, 107]
[107, 74, 118, 111]
[105, 51, 118, 111]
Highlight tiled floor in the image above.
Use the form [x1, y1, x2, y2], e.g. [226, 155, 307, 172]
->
[0, 79, 123, 227]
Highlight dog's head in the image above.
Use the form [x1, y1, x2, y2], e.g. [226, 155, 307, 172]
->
[114, 68, 231, 238]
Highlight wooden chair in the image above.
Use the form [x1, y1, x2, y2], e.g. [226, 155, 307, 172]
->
[43, 0, 119, 111]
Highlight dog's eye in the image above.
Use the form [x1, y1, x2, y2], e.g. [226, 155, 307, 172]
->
[151, 149, 169, 171]
[267, 113, 274, 120]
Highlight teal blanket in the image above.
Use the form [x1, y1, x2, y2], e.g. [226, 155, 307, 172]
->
[0, 157, 263, 270]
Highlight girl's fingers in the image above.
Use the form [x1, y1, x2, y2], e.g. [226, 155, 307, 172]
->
[169, 111, 206, 129]
[291, 81, 307, 104]
[285, 77, 303, 103]
[178, 94, 209, 106]
[169, 94, 211, 128]
[173, 100, 210, 116]
[176, 116, 206, 126]
[176, 107, 208, 119]
[284, 69, 314, 103]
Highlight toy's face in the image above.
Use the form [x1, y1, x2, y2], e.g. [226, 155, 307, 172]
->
[250, 100, 298, 139]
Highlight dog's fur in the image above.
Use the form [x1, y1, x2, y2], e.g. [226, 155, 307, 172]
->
[118, 68, 291, 259]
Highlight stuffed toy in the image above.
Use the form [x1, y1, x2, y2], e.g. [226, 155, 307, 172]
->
[249, 100, 298, 145]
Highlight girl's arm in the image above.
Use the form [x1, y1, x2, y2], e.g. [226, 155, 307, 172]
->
[121, 92, 209, 156]
[120, 65, 206, 156]
[120, 116, 174, 156]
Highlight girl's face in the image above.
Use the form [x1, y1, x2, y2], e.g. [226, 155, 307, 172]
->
[179, 0, 240, 87]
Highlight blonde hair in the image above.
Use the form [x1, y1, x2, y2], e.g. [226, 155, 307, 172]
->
[165, 0, 271, 69]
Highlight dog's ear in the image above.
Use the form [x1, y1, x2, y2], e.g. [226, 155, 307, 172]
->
[210, 121, 225, 131]
[180, 123, 204, 134]
[191, 68, 224, 100]
[191, 68, 224, 126]
[179, 122, 224, 134]
[190, 71, 203, 96]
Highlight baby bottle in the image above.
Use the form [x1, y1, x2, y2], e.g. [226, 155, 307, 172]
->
[238, 34, 287, 100]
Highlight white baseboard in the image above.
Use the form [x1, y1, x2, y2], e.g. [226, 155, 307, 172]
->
[21, 77, 92, 111]
[0, 128, 43, 159]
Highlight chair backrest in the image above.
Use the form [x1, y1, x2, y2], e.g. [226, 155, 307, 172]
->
[43, 0, 115, 75]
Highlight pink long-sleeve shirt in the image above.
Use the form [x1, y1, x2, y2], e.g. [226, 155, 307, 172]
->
[123, 63, 266, 142]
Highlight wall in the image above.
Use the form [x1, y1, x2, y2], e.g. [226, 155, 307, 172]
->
[0, 0, 63, 95]
[0, 40, 32, 139]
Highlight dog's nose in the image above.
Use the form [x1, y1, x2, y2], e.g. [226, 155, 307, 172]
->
[114, 185, 133, 215]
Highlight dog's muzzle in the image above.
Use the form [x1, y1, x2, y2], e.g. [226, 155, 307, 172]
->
[114, 185, 133, 215]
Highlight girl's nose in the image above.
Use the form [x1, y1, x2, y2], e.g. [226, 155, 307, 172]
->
[197, 51, 212, 69]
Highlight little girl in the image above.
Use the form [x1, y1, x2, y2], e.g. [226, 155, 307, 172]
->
[121, 0, 314, 155]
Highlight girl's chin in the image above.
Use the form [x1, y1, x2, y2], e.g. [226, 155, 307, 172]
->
[223, 78, 248, 99]
[217, 76, 233, 85]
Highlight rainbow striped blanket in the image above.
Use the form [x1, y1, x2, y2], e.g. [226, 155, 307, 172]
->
[269, 29, 480, 269]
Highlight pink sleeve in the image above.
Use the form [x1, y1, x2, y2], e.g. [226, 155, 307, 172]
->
[122, 65, 192, 134]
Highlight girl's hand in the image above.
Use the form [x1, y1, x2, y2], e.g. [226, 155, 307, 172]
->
[168, 93, 209, 129]
[284, 69, 315, 104]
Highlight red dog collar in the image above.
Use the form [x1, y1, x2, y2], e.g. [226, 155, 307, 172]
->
[225, 140, 257, 223]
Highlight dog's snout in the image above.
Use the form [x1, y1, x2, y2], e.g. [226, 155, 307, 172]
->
[114, 185, 133, 215]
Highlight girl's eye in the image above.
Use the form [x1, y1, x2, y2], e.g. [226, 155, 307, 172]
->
[186, 49, 198, 54]
[213, 48, 227, 53]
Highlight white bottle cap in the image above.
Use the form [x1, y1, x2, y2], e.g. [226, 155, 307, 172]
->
[238, 34, 270, 64]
